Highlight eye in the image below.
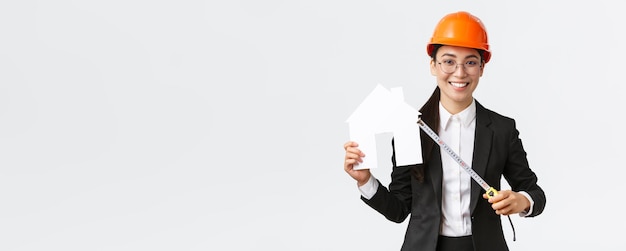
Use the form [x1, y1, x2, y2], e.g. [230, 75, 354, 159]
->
[442, 60, 455, 66]
[465, 60, 479, 67]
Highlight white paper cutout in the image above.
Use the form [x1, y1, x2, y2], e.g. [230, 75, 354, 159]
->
[346, 84, 423, 170]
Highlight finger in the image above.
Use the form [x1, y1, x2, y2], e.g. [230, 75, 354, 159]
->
[496, 205, 513, 215]
[487, 191, 508, 203]
[344, 159, 356, 171]
[345, 152, 363, 162]
[346, 147, 365, 157]
[343, 141, 358, 150]
[345, 161, 364, 174]
[491, 197, 515, 213]
[493, 203, 507, 215]
[345, 158, 359, 164]
[491, 195, 512, 210]
[491, 201, 505, 211]
[344, 159, 361, 171]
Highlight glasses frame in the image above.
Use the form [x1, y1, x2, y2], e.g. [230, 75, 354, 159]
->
[436, 60, 483, 75]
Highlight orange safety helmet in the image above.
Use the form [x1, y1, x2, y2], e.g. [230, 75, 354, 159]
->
[426, 11, 491, 63]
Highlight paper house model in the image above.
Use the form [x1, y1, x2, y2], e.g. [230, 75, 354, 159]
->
[346, 84, 423, 170]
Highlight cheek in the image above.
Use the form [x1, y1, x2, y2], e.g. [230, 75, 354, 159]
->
[436, 77, 449, 88]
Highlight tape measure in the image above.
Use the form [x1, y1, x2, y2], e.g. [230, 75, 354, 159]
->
[417, 117, 517, 241]
[416, 118, 498, 198]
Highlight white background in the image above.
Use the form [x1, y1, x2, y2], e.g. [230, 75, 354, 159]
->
[1, 0, 624, 250]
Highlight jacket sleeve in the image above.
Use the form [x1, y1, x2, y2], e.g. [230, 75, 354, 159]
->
[503, 120, 546, 217]
[361, 138, 414, 223]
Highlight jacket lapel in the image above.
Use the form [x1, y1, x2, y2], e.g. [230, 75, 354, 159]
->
[470, 101, 493, 215]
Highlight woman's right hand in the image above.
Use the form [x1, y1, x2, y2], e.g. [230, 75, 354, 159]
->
[343, 141, 371, 186]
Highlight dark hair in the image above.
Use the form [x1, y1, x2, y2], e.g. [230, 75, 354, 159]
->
[430, 44, 486, 63]
[411, 86, 440, 182]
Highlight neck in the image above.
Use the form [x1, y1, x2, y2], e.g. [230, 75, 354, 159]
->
[440, 98, 472, 115]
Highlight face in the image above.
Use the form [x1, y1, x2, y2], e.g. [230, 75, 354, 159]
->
[430, 45, 484, 112]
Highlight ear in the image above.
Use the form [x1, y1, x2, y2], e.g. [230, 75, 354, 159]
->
[479, 61, 485, 77]
[430, 59, 437, 76]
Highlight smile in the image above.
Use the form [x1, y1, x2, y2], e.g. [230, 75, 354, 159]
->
[449, 82, 469, 88]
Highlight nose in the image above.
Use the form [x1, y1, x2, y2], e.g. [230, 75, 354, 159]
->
[453, 63, 468, 77]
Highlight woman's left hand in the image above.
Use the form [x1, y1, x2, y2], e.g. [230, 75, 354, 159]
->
[483, 190, 530, 215]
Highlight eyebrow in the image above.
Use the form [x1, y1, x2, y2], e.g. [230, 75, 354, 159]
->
[440, 53, 480, 59]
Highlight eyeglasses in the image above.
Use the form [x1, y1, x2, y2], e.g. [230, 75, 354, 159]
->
[437, 59, 482, 75]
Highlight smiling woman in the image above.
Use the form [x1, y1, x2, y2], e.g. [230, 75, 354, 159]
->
[430, 46, 483, 113]
[342, 11, 546, 251]
[4, 1, 625, 250]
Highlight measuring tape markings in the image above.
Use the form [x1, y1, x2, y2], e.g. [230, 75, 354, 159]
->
[416, 118, 498, 198]
[416, 117, 517, 241]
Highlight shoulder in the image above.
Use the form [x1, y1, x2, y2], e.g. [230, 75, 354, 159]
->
[475, 100, 517, 128]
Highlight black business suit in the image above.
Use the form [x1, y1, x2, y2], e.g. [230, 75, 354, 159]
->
[362, 100, 546, 251]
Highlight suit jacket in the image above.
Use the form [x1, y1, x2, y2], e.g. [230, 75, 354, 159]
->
[362, 100, 546, 251]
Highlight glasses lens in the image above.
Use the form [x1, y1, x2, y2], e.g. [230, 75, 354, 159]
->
[442, 63, 455, 74]
[464, 61, 480, 74]
[440, 61, 480, 75]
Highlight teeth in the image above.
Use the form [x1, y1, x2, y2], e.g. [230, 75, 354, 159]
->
[450, 82, 468, 88]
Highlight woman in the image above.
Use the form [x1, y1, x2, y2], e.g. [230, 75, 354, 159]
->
[343, 11, 546, 251]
